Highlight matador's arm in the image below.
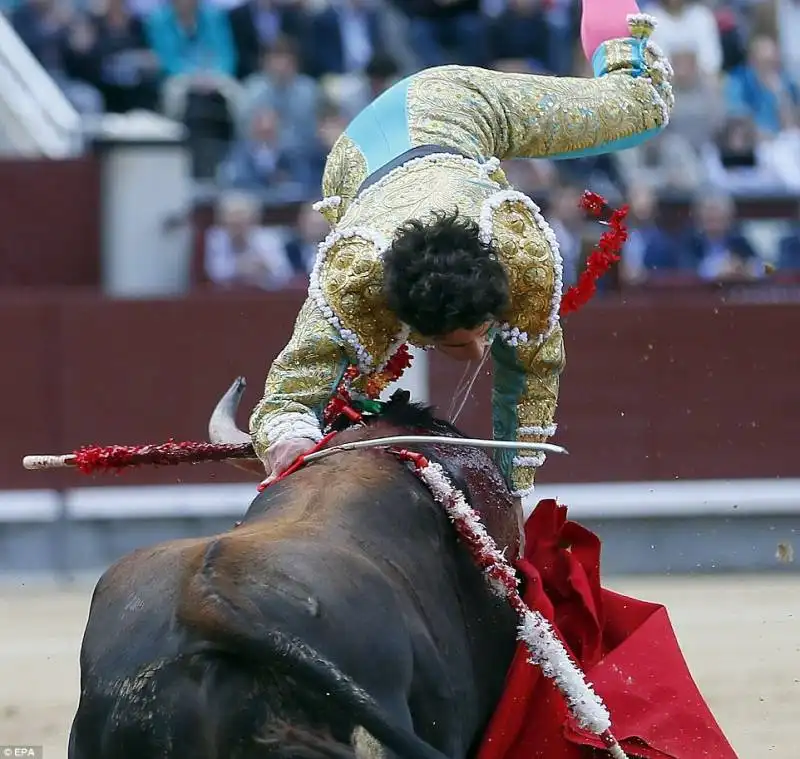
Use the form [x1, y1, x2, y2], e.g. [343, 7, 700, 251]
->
[249, 237, 398, 461]
[491, 326, 565, 499]
[249, 298, 350, 461]
[481, 192, 568, 498]
[407, 29, 674, 162]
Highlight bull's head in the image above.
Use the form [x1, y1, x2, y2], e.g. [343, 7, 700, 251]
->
[208, 376, 252, 445]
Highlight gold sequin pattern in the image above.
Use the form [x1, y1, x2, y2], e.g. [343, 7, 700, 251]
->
[511, 326, 566, 493]
[321, 133, 368, 223]
[249, 298, 349, 460]
[252, 46, 676, 469]
[321, 235, 400, 365]
[407, 59, 672, 161]
[339, 154, 491, 232]
[491, 198, 556, 340]
[323, 154, 499, 361]
[602, 38, 674, 110]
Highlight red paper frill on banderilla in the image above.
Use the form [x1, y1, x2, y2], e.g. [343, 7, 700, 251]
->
[477, 499, 738, 759]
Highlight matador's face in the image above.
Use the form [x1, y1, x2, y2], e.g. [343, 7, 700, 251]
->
[432, 323, 492, 362]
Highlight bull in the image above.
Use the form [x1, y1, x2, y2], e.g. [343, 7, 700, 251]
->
[68, 380, 523, 759]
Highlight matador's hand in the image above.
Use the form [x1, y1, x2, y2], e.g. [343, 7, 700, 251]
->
[260, 436, 318, 487]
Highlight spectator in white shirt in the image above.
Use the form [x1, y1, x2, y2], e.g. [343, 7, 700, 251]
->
[645, 0, 723, 79]
[204, 191, 295, 289]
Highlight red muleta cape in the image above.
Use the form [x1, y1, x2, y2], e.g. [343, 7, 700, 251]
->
[477, 499, 739, 759]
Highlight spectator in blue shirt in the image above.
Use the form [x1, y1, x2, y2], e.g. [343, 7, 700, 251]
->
[217, 106, 316, 205]
[681, 193, 763, 281]
[144, 0, 242, 178]
[725, 35, 799, 137]
[620, 185, 682, 282]
[144, 0, 236, 79]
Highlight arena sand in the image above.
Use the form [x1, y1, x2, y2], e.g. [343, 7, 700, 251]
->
[1, 573, 797, 758]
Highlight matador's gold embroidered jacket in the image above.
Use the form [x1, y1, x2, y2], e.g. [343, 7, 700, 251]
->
[250, 28, 674, 497]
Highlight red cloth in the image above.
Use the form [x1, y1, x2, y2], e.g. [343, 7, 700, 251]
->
[476, 500, 738, 759]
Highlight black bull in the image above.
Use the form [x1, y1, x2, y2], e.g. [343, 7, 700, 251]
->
[68, 392, 525, 759]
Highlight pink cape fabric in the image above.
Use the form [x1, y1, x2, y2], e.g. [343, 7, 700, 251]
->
[580, 0, 644, 61]
[475, 500, 739, 759]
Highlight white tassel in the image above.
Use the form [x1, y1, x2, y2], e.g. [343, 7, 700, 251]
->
[607, 740, 629, 759]
[410, 458, 615, 736]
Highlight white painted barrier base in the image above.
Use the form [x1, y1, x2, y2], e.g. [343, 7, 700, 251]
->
[1, 478, 797, 522]
[1, 479, 796, 577]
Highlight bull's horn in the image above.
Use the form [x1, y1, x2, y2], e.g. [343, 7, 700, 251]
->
[208, 376, 252, 445]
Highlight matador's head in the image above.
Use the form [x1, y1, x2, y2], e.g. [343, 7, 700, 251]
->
[382, 210, 510, 361]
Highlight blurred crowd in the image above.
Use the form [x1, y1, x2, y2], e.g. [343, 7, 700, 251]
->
[4, 0, 800, 291]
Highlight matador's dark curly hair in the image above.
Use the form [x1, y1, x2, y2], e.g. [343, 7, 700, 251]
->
[382, 210, 510, 337]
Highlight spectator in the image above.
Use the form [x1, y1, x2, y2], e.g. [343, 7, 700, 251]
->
[217, 106, 316, 203]
[322, 52, 401, 121]
[682, 193, 763, 281]
[616, 47, 722, 194]
[645, 0, 723, 79]
[301, 0, 386, 79]
[11, 0, 104, 115]
[541, 0, 579, 75]
[559, 151, 626, 203]
[488, 0, 553, 74]
[776, 0, 800, 88]
[284, 201, 331, 276]
[144, 0, 243, 178]
[713, 5, 748, 73]
[306, 103, 349, 191]
[239, 35, 319, 151]
[392, 0, 489, 69]
[205, 191, 295, 289]
[725, 35, 799, 137]
[144, 0, 238, 81]
[616, 131, 707, 194]
[620, 185, 681, 283]
[700, 116, 786, 195]
[227, 0, 305, 80]
[669, 49, 725, 150]
[76, 0, 161, 114]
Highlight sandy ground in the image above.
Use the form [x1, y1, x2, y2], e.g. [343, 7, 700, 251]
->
[0, 573, 797, 758]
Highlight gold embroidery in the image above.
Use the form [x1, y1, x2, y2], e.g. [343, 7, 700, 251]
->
[604, 38, 628, 73]
[487, 198, 561, 490]
[512, 326, 566, 493]
[491, 199, 556, 341]
[406, 56, 672, 161]
[249, 299, 348, 460]
[252, 38, 674, 474]
[320, 236, 399, 365]
[605, 37, 675, 109]
[340, 154, 490, 233]
[321, 134, 368, 224]
[323, 155, 498, 363]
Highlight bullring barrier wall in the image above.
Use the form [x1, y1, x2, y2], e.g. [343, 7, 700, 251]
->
[1, 288, 797, 576]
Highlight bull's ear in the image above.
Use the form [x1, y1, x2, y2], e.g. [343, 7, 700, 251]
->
[388, 389, 411, 406]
